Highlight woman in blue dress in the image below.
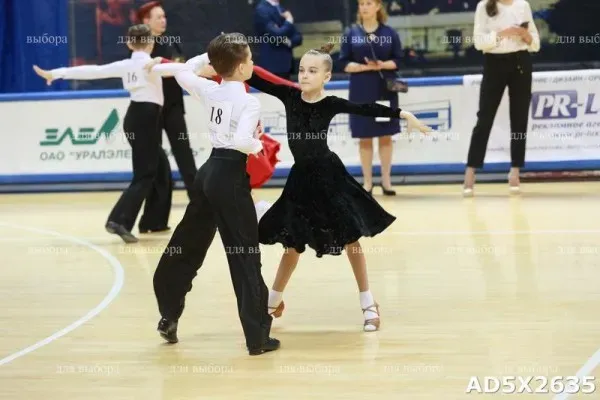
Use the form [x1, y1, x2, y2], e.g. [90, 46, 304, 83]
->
[338, 0, 403, 196]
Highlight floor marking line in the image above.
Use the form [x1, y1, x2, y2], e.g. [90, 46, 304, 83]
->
[0, 222, 125, 366]
[389, 229, 600, 236]
[552, 350, 600, 399]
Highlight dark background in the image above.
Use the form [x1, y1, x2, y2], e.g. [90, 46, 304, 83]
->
[1, 0, 599, 92]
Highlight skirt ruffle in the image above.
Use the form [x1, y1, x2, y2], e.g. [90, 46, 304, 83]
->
[258, 152, 396, 257]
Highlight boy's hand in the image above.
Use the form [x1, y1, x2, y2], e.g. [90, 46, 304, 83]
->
[143, 57, 163, 72]
[197, 64, 217, 78]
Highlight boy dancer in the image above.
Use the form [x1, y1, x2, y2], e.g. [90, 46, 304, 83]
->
[150, 33, 279, 356]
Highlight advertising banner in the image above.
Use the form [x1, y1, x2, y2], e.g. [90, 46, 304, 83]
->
[0, 85, 465, 178]
[1, 69, 599, 184]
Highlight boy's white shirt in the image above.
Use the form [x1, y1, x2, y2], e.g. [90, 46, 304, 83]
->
[151, 54, 263, 155]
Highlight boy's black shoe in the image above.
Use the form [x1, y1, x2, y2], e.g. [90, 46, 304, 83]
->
[248, 337, 280, 356]
[157, 318, 178, 344]
[105, 221, 138, 243]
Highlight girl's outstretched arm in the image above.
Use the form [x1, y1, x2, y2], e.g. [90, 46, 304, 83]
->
[245, 66, 298, 101]
[148, 57, 189, 77]
[252, 66, 300, 89]
[329, 95, 402, 119]
[33, 60, 128, 84]
[329, 96, 432, 134]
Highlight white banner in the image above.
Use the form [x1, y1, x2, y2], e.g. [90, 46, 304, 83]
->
[0, 68, 599, 181]
[0, 85, 467, 176]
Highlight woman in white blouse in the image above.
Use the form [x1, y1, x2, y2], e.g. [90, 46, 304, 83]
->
[463, 0, 540, 196]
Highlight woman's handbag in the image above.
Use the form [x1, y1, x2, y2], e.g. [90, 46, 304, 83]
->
[358, 25, 408, 93]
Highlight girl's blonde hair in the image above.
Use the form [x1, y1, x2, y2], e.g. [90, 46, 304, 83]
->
[356, 0, 389, 24]
[303, 43, 335, 72]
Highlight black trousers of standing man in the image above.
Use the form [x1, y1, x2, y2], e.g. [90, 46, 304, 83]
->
[107, 101, 172, 235]
[467, 50, 533, 168]
[161, 104, 197, 199]
[153, 148, 272, 348]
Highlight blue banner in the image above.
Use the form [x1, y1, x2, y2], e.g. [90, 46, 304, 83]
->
[0, 0, 69, 93]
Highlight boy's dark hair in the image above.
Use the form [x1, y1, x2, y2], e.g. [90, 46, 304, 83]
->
[126, 24, 153, 50]
[207, 33, 249, 78]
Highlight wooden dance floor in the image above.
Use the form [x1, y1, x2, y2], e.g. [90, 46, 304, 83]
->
[1, 182, 599, 399]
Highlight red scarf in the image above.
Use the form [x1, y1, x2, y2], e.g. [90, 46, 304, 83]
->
[212, 66, 297, 188]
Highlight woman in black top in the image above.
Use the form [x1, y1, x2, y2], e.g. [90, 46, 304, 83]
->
[139, 1, 198, 200]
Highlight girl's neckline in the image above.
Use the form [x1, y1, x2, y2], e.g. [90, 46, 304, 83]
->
[300, 92, 327, 104]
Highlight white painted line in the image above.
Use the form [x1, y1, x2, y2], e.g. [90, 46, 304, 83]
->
[0, 229, 599, 241]
[0, 222, 125, 366]
[553, 349, 600, 399]
[388, 229, 600, 236]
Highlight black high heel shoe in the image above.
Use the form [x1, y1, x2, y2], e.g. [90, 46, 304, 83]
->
[380, 184, 396, 196]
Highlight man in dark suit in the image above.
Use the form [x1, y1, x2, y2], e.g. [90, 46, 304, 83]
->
[139, 1, 198, 202]
[254, 0, 303, 80]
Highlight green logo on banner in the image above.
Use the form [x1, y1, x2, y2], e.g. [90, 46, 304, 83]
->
[40, 109, 119, 146]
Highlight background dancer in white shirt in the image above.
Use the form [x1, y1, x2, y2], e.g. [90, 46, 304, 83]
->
[33, 24, 176, 243]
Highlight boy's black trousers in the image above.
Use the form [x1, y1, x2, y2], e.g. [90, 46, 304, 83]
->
[153, 148, 272, 348]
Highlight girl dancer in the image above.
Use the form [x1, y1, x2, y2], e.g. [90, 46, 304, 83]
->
[33, 24, 176, 243]
[245, 43, 431, 331]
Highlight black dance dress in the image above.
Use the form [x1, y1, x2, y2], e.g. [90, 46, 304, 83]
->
[247, 74, 400, 257]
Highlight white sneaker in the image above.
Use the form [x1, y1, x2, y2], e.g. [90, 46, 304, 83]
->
[255, 200, 272, 221]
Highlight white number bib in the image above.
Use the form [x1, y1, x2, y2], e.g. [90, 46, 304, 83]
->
[122, 66, 147, 90]
[207, 99, 234, 140]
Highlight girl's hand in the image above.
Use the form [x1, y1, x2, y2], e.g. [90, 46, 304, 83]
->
[144, 57, 163, 72]
[400, 110, 432, 134]
[197, 64, 217, 78]
[33, 65, 54, 85]
[254, 122, 264, 139]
